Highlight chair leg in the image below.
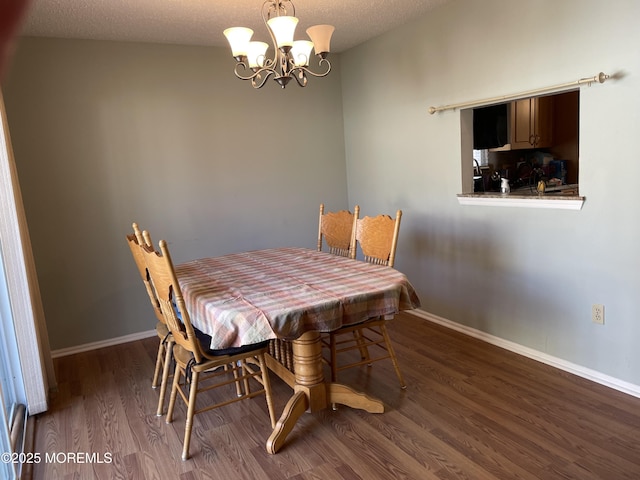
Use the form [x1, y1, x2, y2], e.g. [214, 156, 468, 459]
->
[379, 324, 406, 389]
[329, 333, 338, 382]
[230, 362, 244, 397]
[156, 339, 173, 416]
[166, 363, 181, 424]
[181, 370, 199, 461]
[257, 354, 276, 428]
[152, 339, 165, 388]
[353, 329, 371, 363]
[241, 360, 251, 395]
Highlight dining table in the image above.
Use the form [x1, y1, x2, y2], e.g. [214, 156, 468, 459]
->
[174, 247, 421, 454]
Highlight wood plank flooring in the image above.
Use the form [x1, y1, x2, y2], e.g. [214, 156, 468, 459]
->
[28, 312, 640, 479]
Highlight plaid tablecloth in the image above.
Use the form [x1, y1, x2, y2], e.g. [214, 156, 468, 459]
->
[175, 247, 421, 350]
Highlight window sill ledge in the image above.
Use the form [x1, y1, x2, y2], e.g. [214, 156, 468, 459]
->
[457, 193, 585, 210]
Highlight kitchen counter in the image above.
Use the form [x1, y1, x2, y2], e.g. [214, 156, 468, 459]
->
[510, 183, 579, 196]
[457, 185, 584, 210]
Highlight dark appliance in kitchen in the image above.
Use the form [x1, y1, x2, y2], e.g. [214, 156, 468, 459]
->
[473, 103, 508, 150]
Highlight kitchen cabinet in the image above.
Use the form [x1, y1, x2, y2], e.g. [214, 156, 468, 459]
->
[510, 95, 554, 149]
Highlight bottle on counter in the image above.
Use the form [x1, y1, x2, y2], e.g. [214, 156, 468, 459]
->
[500, 178, 510, 194]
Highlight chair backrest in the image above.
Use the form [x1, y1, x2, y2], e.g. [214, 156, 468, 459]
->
[317, 203, 360, 257]
[139, 238, 205, 363]
[349, 210, 402, 267]
[126, 222, 164, 325]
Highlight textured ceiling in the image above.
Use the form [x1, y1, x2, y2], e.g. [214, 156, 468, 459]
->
[20, 0, 450, 53]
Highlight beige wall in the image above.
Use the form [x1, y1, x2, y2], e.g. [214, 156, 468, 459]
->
[341, 0, 640, 385]
[2, 38, 347, 349]
[4, 0, 640, 389]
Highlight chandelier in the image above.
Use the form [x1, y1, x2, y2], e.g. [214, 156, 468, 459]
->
[223, 0, 335, 89]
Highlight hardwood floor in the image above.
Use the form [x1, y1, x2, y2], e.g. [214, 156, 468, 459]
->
[29, 312, 640, 479]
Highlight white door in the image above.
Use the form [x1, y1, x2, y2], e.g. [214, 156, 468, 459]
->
[0, 247, 27, 480]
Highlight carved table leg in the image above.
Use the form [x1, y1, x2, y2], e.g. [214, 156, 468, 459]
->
[326, 383, 384, 413]
[266, 390, 308, 454]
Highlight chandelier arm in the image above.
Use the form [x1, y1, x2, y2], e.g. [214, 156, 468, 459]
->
[291, 69, 308, 87]
[292, 58, 332, 79]
[251, 72, 271, 89]
[262, 0, 295, 19]
[285, 0, 295, 17]
[232, 62, 275, 85]
[262, 0, 275, 21]
[261, 0, 283, 75]
[232, 62, 260, 81]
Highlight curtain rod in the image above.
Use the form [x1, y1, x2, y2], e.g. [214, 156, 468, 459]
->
[428, 72, 609, 115]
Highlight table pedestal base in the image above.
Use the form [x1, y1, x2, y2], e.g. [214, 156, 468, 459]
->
[265, 332, 384, 454]
[266, 382, 383, 454]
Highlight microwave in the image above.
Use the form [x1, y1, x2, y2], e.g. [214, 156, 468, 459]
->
[473, 103, 508, 150]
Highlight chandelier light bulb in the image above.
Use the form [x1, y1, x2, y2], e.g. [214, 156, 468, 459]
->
[267, 16, 299, 50]
[291, 40, 313, 67]
[247, 41, 269, 69]
[306, 25, 334, 57]
[223, 27, 254, 59]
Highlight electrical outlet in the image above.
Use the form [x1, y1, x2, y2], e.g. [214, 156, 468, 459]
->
[592, 304, 604, 324]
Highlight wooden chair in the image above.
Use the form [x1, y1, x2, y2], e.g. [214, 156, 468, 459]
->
[126, 222, 174, 416]
[317, 203, 360, 257]
[316, 203, 359, 379]
[140, 237, 276, 461]
[325, 209, 406, 389]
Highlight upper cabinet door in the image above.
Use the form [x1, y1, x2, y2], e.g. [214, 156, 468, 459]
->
[510, 96, 554, 150]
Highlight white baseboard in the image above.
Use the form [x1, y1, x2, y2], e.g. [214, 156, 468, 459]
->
[51, 329, 157, 358]
[411, 309, 640, 399]
[50, 310, 640, 400]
